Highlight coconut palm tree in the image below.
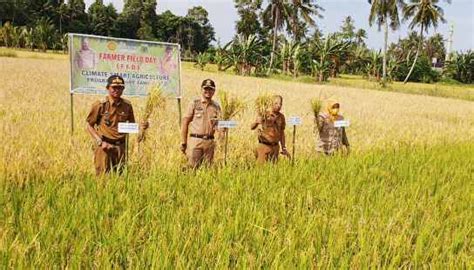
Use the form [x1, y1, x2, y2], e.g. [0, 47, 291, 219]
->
[262, 0, 292, 75]
[288, 0, 324, 42]
[263, 0, 322, 75]
[368, 0, 404, 87]
[402, 0, 447, 83]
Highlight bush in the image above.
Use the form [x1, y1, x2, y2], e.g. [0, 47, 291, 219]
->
[444, 51, 474, 84]
[392, 56, 439, 83]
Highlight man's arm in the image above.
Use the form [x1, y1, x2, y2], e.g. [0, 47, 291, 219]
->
[86, 123, 111, 150]
[250, 116, 263, 130]
[180, 117, 192, 153]
[280, 131, 289, 155]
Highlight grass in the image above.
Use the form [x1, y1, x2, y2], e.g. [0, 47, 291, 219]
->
[1, 143, 472, 267]
[1, 54, 473, 267]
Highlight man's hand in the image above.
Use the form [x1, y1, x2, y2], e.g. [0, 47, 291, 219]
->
[180, 143, 187, 154]
[140, 120, 149, 130]
[281, 147, 289, 156]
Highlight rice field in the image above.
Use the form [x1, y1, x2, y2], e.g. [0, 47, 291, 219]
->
[0, 54, 473, 268]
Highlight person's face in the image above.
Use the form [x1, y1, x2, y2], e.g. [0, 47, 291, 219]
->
[202, 87, 215, 99]
[272, 97, 282, 112]
[330, 104, 340, 115]
[81, 39, 89, 50]
[107, 85, 124, 99]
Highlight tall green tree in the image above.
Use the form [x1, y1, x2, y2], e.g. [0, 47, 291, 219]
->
[262, 0, 292, 75]
[340, 16, 356, 41]
[355, 28, 368, 46]
[114, 0, 142, 38]
[368, 0, 404, 87]
[424, 33, 445, 66]
[287, 0, 323, 42]
[88, 0, 118, 36]
[137, 0, 157, 39]
[263, 0, 323, 75]
[64, 0, 89, 33]
[234, 0, 265, 38]
[402, 0, 447, 83]
[186, 6, 215, 52]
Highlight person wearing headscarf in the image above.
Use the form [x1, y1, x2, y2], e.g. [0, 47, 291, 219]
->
[316, 100, 350, 155]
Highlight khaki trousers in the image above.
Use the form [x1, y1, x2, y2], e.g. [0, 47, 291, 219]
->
[94, 144, 126, 175]
[186, 137, 216, 169]
[255, 143, 280, 164]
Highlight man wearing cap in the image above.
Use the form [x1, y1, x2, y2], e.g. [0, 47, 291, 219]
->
[86, 75, 147, 175]
[181, 79, 221, 169]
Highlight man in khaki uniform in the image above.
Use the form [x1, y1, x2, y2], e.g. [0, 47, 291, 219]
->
[181, 79, 221, 169]
[86, 75, 147, 175]
[251, 95, 289, 164]
[316, 100, 350, 155]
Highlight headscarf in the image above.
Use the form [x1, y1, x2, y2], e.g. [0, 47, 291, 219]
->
[326, 100, 340, 122]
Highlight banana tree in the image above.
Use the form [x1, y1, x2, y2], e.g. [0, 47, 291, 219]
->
[312, 34, 350, 82]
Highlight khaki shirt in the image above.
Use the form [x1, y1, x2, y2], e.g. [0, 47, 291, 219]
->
[259, 112, 286, 144]
[184, 97, 221, 136]
[86, 96, 135, 141]
[316, 112, 349, 153]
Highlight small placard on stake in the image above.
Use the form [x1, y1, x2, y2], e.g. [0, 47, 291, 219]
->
[118, 122, 139, 134]
[218, 120, 238, 129]
[334, 120, 350, 128]
[288, 116, 302, 126]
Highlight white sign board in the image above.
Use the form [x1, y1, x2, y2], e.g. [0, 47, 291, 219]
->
[334, 120, 350, 128]
[118, 122, 139, 133]
[288, 116, 302, 126]
[218, 120, 238, 129]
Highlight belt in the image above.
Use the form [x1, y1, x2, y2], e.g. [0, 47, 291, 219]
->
[101, 136, 125, 145]
[258, 139, 279, 146]
[190, 134, 215, 140]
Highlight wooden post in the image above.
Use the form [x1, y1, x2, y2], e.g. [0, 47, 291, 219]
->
[224, 129, 229, 165]
[292, 125, 296, 165]
[70, 92, 74, 135]
[177, 97, 182, 127]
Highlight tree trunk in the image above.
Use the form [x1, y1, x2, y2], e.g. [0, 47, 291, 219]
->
[403, 25, 424, 84]
[382, 20, 388, 87]
[267, 7, 278, 76]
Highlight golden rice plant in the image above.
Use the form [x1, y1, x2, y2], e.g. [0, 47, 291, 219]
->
[254, 93, 273, 117]
[138, 84, 166, 142]
[310, 98, 323, 118]
[219, 90, 246, 120]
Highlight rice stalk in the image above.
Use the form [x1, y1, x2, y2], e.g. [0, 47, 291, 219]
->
[138, 84, 166, 143]
[254, 93, 273, 117]
[219, 90, 246, 120]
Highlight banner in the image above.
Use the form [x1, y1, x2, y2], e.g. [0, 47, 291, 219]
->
[69, 34, 181, 97]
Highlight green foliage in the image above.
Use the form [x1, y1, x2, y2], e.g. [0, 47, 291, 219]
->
[194, 52, 210, 71]
[444, 51, 474, 84]
[88, 0, 118, 37]
[34, 18, 58, 52]
[224, 34, 268, 76]
[311, 34, 351, 82]
[392, 56, 439, 83]
[1, 143, 472, 267]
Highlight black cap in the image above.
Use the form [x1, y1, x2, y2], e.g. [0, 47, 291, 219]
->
[107, 75, 125, 88]
[201, 79, 215, 90]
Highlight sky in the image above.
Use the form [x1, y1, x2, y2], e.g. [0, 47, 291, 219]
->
[84, 0, 474, 51]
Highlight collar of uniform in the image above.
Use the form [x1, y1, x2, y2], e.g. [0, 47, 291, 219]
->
[200, 96, 213, 105]
[107, 95, 122, 106]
